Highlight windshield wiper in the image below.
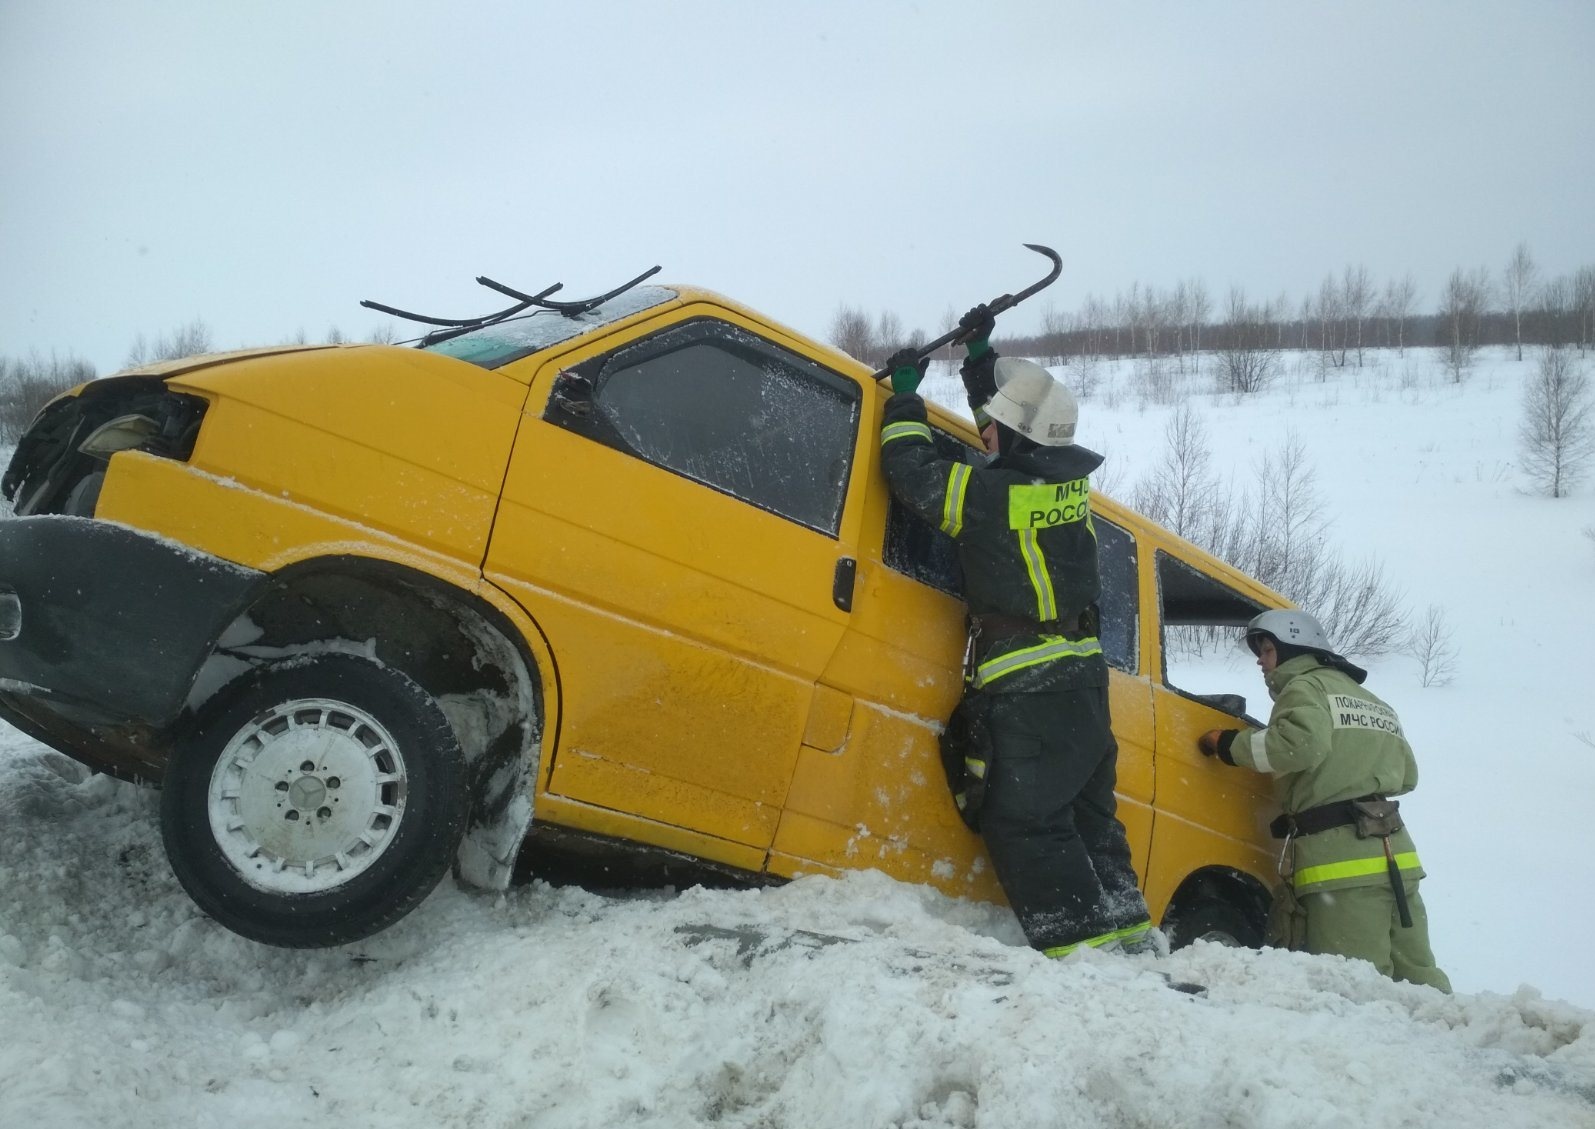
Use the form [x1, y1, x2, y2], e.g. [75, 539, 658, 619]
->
[476, 264, 661, 318]
[362, 281, 568, 347]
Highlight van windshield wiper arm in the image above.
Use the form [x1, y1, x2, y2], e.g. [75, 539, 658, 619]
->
[359, 282, 564, 329]
[476, 265, 661, 318]
[363, 262, 663, 349]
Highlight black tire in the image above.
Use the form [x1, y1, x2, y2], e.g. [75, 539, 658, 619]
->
[160, 654, 467, 947]
[1166, 895, 1265, 950]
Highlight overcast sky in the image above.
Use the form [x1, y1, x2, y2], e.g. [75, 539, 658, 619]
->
[3, 1, 1592, 375]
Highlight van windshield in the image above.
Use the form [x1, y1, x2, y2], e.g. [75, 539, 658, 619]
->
[420, 286, 678, 370]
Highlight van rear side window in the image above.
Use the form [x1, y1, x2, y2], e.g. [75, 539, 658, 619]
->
[1096, 518, 1137, 674]
[883, 427, 976, 596]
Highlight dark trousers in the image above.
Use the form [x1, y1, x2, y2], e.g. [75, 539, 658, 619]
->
[978, 685, 1148, 950]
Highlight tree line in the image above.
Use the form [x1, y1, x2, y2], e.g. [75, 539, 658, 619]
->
[831, 244, 1595, 375]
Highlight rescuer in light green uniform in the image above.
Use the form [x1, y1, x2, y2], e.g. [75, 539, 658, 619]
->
[1200, 610, 1451, 991]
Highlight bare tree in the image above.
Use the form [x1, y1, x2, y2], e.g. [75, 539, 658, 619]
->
[124, 318, 213, 368]
[1111, 290, 1132, 356]
[1341, 264, 1374, 367]
[939, 306, 960, 363]
[1297, 293, 1315, 351]
[1381, 273, 1419, 356]
[1186, 278, 1210, 377]
[875, 310, 904, 351]
[1218, 287, 1280, 394]
[1534, 277, 1574, 349]
[1081, 296, 1109, 360]
[1316, 273, 1345, 368]
[1404, 604, 1459, 688]
[1171, 280, 1193, 372]
[1134, 424, 1408, 658]
[1168, 277, 1210, 376]
[1575, 266, 1595, 356]
[1503, 243, 1540, 361]
[1440, 267, 1491, 383]
[1310, 557, 1408, 658]
[1249, 439, 1406, 658]
[0, 352, 96, 443]
[1041, 303, 1069, 367]
[825, 306, 919, 370]
[1271, 291, 1291, 350]
[1129, 282, 1169, 359]
[1519, 347, 1595, 497]
[1133, 405, 1216, 540]
[827, 305, 875, 364]
[1069, 349, 1103, 402]
[1254, 433, 1329, 589]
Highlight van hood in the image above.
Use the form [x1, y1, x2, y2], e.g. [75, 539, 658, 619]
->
[113, 344, 338, 381]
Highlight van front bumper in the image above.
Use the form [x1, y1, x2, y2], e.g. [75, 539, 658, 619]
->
[0, 515, 261, 724]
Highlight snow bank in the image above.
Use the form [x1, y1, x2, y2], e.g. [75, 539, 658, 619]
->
[2, 736, 1592, 1129]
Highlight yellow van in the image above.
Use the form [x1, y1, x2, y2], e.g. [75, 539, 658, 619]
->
[0, 280, 1287, 947]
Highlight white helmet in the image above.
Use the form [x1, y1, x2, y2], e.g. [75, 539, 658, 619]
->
[983, 358, 1078, 447]
[1244, 609, 1333, 655]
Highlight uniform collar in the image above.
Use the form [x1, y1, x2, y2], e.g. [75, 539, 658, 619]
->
[1264, 652, 1325, 699]
[997, 443, 1104, 478]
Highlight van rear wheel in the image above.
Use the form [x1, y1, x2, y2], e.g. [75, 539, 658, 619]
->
[1167, 895, 1264, 950]
[160, 654, 467, 947]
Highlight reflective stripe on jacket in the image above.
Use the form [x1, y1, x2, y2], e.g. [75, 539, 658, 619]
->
[878, 386, 1107, 694]
[1228, 653, 1426, 894]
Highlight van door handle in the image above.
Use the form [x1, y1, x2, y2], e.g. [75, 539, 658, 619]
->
[832, 557, 857, 612]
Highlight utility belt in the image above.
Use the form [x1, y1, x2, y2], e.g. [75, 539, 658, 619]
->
[1273, 794, 1415, 929]
[969, 608, 1095, 643]
[1269, 794, 1400, 839]
[963, 609, 1101, 688]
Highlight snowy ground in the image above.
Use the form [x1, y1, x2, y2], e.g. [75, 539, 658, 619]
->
[3, 345, 1595, 1127]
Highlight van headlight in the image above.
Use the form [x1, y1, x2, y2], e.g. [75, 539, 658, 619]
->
[79, 414, 161, 459]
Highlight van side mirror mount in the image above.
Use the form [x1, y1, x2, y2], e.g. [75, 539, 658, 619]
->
[549, 370, 595, 420]
[1193, 692, 1247, 717]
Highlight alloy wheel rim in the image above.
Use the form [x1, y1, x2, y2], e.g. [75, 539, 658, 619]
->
[206, 697, 409, 895]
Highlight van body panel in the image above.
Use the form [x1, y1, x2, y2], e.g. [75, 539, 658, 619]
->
[484, 302, 871, 852]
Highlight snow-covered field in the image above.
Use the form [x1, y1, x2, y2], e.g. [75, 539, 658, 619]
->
[3, 346, 1594, 1128]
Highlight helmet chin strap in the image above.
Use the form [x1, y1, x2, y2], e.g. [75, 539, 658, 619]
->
[995, 421, 1035, 458]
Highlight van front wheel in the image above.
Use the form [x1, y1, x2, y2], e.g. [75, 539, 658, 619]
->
[160, 654, 467, 948]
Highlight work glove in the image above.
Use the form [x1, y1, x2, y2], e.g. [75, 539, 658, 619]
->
[886, 348, 930, 395]
[960, 351, 997, 408]
[958, 303, 996, 357]
[1198, 729, 1239, 765]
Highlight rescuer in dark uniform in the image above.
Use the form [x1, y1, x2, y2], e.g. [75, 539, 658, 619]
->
[879, 306, 1155, 957]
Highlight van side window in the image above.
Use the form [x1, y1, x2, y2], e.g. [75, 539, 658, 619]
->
[882, 426, 977, 596]
[548, 319, 861, 536]
[1096, 517, 1138, 674]
[1155, 551, 1267, 718]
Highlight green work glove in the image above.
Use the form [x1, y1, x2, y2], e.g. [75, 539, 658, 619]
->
[885, 347, 930, 395]
[959, 304, 995, 358]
